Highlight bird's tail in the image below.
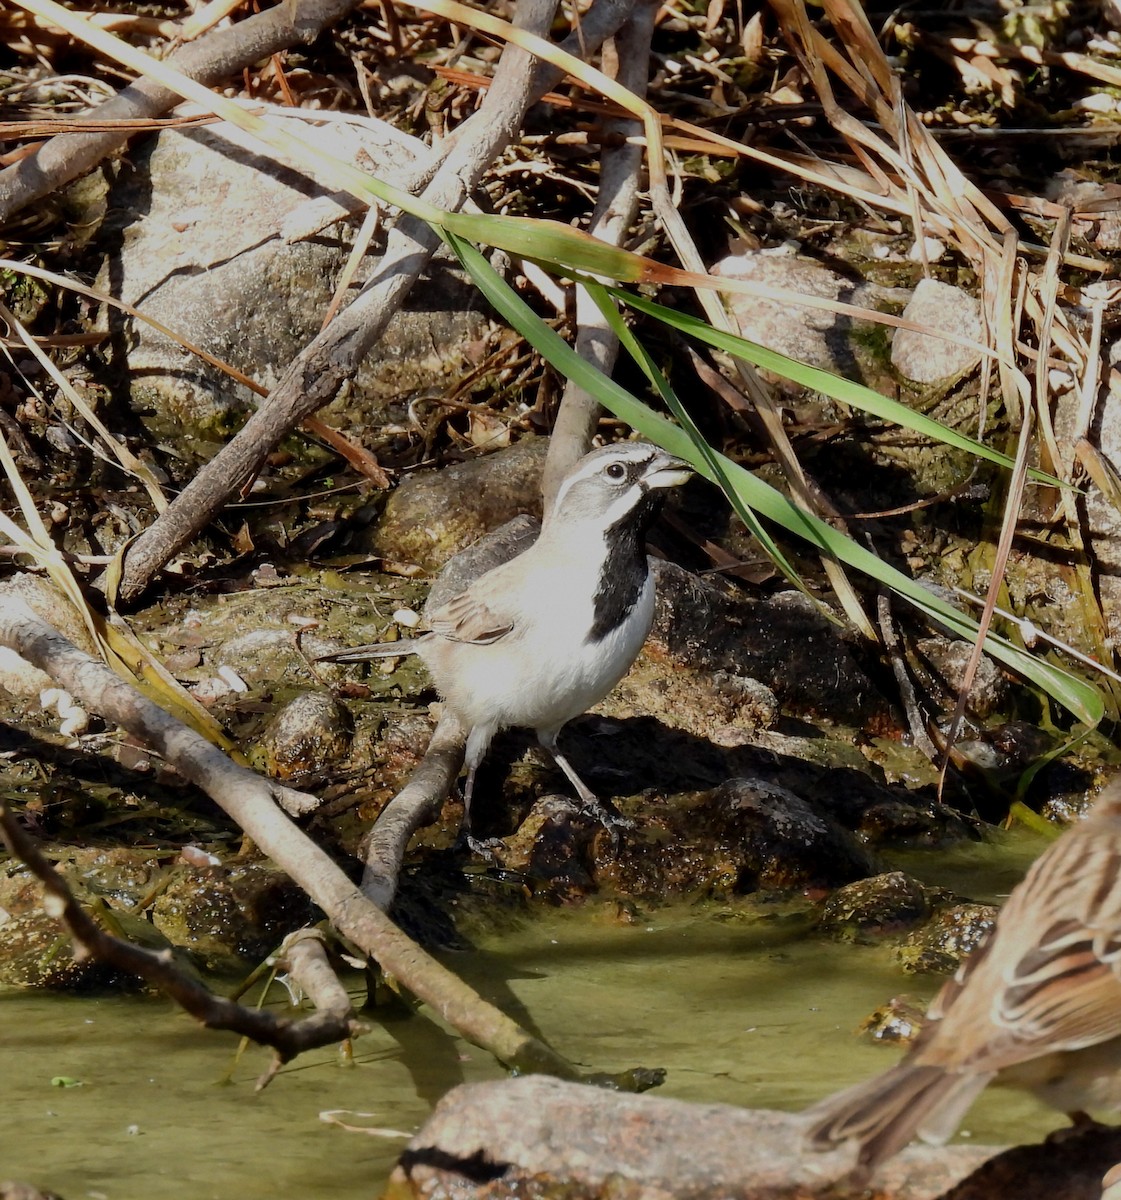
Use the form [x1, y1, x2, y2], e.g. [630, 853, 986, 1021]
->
[317, 640, 422, 662]
[803, 1060, 994, 1181]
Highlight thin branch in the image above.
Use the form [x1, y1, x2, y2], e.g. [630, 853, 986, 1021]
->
[0, 803, 364, 1085]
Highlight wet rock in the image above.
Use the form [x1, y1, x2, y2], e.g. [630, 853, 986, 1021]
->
[953, 722, 1055, 783]
[0, 910, 142, 990]
[797, 767, 948, 843]
[857, 995, 927, 1045]
[849, 796, 960, 845]
[896, 902, 997, 974]
[891, 279, 983, 384]
[151, 860, 315, 968]
[388, 1074, 998, 1200]
[595, 777, 879, 900]
[253, 691, 353, 782]
[819, 872, 935, 940]
[712, 247, 898, 388]
[1040, 788, 1095, 826]
[368, 439, 547, 572]
[93, 116, 494, 468]
[496, 795, 600, 899]
[943, 1124, 1121, 1200]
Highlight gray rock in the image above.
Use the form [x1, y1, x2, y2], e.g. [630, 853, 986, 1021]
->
[712, 247, 897, 385]
[914, 636, 1007, 719]
[388, 1074, 999, 1200]
[93, 115, 494, 464]
[891, 278, 983, 384]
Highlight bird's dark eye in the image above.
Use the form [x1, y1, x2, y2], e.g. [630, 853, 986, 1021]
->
[605, 462, 627, 481]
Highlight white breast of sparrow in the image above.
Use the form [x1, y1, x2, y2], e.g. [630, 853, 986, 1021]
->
[805, 782, 1121, 1185]
[323, 442, 692, 846]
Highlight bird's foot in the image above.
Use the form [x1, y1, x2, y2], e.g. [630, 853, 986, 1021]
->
[581, 796, 635, 832]
[451, 829, 506, 862]
[575, 797, 634, 852]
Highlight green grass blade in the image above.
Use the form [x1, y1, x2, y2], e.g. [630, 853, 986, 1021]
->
[611, 288, 1067, 490]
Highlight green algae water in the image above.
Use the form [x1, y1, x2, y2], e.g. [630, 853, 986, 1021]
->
[2, 828, 1061, 1199]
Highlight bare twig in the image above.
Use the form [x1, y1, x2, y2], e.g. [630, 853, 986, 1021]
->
[875, 591, 939, 763]
[0, 591, 580, 1078]
[115, 0, 636, 603]
[541, 0, 649, 508]
[0, 803, 364, 1086]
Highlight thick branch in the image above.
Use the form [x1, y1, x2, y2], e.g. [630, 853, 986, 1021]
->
[0, 592, 579, 1079]
[115, 0, 637, 604]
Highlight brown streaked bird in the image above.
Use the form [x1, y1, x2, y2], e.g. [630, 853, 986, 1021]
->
[805, 781, 1121, 1183]
[321, 442, 692, 846]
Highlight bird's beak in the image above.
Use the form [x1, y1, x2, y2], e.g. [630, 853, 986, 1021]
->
[644, 452, 694, 490]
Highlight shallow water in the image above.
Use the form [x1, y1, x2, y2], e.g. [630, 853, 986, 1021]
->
[3, 827, 1061, 1199]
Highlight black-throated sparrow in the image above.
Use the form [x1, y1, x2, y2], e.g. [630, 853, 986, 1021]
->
[805, 779, 1121, 1185]
[324, 442, 692, 841]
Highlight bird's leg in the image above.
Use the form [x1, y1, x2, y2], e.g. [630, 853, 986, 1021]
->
[454, 726, 504, 857]
[537, 730, 634, 833]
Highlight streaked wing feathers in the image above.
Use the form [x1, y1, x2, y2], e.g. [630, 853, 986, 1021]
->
[938, 833, 1121, 1072]
[426, 587, 515, 645]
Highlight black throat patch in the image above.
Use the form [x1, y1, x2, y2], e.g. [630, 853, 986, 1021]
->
[588, 488, 662, 643]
